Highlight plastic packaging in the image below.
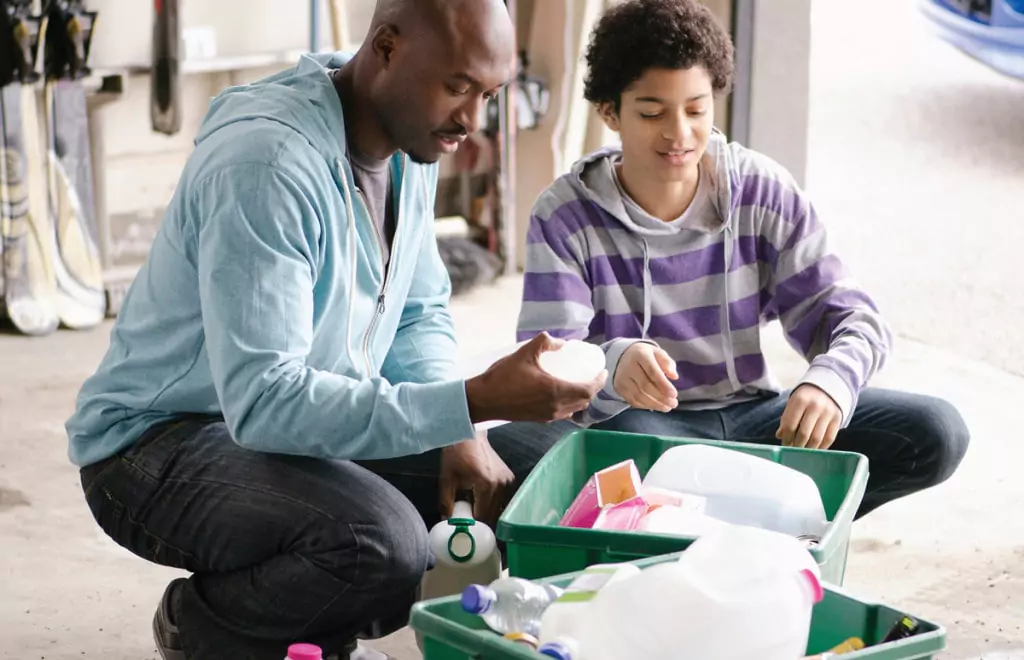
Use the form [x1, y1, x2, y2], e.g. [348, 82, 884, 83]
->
[554, 527, 824, 660]
[538, 340, 605, 383]
[538, 563, 642, 647]
[417, 492, 502, 650]
[642, 444, 828, 537]
[461, 577, 562, 637]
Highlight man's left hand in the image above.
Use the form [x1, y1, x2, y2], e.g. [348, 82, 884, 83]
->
[776, 384, 843, 449]
[439, 431, 515, 528]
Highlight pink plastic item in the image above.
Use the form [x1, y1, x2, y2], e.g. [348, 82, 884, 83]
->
[798, 569, 824, 604]
[287, 643, 323, 660]
[559, 460, 642, 529]
[592, 495, 649, 531]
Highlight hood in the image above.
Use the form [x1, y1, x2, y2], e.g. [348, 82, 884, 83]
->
[195, 52, 353, 165]
[568, 128, 737, 237]
[563, 129, 741, 350]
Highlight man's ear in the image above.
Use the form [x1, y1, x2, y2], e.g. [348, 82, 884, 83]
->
[597, 102, 621, 132]
[370, 24, 399, 68]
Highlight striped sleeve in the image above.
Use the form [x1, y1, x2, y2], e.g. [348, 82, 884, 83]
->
[761, 176, 892, 424]
[516, 205, 639, 426]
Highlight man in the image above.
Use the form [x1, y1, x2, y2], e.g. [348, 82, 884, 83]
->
[67, 1, 603, 658]
[517, 0, 969, 518]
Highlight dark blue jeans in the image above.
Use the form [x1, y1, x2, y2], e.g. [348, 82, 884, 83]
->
[79, 416, 573, 660]
[592, 388, 970, 517]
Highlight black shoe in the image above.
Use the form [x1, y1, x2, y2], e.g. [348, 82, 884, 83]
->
[152, 578, 187, 660]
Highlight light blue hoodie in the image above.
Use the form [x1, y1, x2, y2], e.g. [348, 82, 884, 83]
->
[66, 53, 476, 467]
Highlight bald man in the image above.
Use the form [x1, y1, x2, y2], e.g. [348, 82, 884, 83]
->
[67, 1, 604, 658]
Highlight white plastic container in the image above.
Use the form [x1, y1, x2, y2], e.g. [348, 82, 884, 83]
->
[538, 563, 642, 646]
[638, 504, 732, 538]
[538, 340, 605, 383]
[642, 444, 828, 538]
[546, 526, 824, 660]
[417, 497, 502, 650]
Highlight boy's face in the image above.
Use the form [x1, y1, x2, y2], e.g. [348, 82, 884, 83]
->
[600, 66, 715, 183]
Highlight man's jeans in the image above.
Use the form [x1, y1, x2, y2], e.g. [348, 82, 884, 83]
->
[80, 416, 573, 659]
[593, 387, 970, 517]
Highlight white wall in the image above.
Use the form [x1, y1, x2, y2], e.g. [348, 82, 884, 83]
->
[89, 0, 378, 274]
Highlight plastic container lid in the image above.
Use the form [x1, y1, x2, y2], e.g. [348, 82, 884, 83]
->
[287, 643, 323, 660]
[460, 584, 494, 614]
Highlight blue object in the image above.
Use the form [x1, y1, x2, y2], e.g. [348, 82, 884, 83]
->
[461, 585, 494, 615]
[538, 642, 574, 660]
[920, 0, 1024, 79]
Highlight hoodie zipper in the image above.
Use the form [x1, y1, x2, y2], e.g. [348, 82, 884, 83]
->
[359, 155, 405, 375]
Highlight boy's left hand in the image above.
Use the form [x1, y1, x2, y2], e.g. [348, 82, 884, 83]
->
[776, 385, 842, 449]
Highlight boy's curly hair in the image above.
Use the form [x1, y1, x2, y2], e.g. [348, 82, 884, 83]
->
[584, 0, 735, 111]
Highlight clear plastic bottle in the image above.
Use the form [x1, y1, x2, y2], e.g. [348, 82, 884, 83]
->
[461, 578, 563, 637]
[285, 643, 323, 660]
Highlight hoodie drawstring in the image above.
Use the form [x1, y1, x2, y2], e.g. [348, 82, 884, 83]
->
[336, 158, 360, 372]
[641, 238, 653, 340]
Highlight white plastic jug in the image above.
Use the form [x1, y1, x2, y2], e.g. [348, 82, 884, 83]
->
[642, 444, 828, 538]
[538, 563, 642, 646]
[417, 494, 502, 649]
[549, 526, 824, 660]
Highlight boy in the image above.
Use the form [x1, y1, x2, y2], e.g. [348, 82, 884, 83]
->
[517, 0, 968, 517]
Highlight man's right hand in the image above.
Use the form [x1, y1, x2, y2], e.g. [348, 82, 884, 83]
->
[465, 333, 606, 423]
[613, 343, 679, 413]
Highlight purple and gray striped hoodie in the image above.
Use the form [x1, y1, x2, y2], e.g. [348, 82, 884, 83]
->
[516, 130, 892, 426]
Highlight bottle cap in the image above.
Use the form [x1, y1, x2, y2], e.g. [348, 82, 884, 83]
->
[538, 641, 574, 660]
[286, 643, 323, 660]
[503, 632, 539, 649]
[460, 584, 494, 614]
[799, 568, 824, 603]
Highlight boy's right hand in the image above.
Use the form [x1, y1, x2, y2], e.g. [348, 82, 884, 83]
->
[465, 333, 606, 423]
[613, 343, 679, 413]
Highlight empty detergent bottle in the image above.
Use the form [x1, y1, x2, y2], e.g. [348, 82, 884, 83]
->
[420, 489, 502, 600]
[417, 490, 502, 650]
[461, 577, 563, 637]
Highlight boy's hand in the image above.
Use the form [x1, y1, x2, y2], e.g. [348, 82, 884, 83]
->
[614, 343, 678, 413]
[777, 384, 842, 449]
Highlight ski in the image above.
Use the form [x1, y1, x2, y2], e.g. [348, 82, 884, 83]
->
[43, 0, 104, 328]
[0, 0, 58, 336]
[150, 0, 180, 135]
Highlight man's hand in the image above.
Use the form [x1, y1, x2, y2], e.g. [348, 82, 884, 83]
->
[439, 431, 515, 529]
[776, 384, 843, 449]
[613, 343, 678, 412]
[465, 333, 606, 424]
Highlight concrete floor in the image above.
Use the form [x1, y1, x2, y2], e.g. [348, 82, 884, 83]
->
[807, 0, 1024, 377]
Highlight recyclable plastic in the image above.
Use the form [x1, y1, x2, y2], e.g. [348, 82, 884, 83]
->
[538, 563, 642, 647]
[417, 492, 501, 650]
[538, 340, 605, 383]
[461, 577, 563, 637]
[642, 444, 828, 537]
[545, 526, 824, 660]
